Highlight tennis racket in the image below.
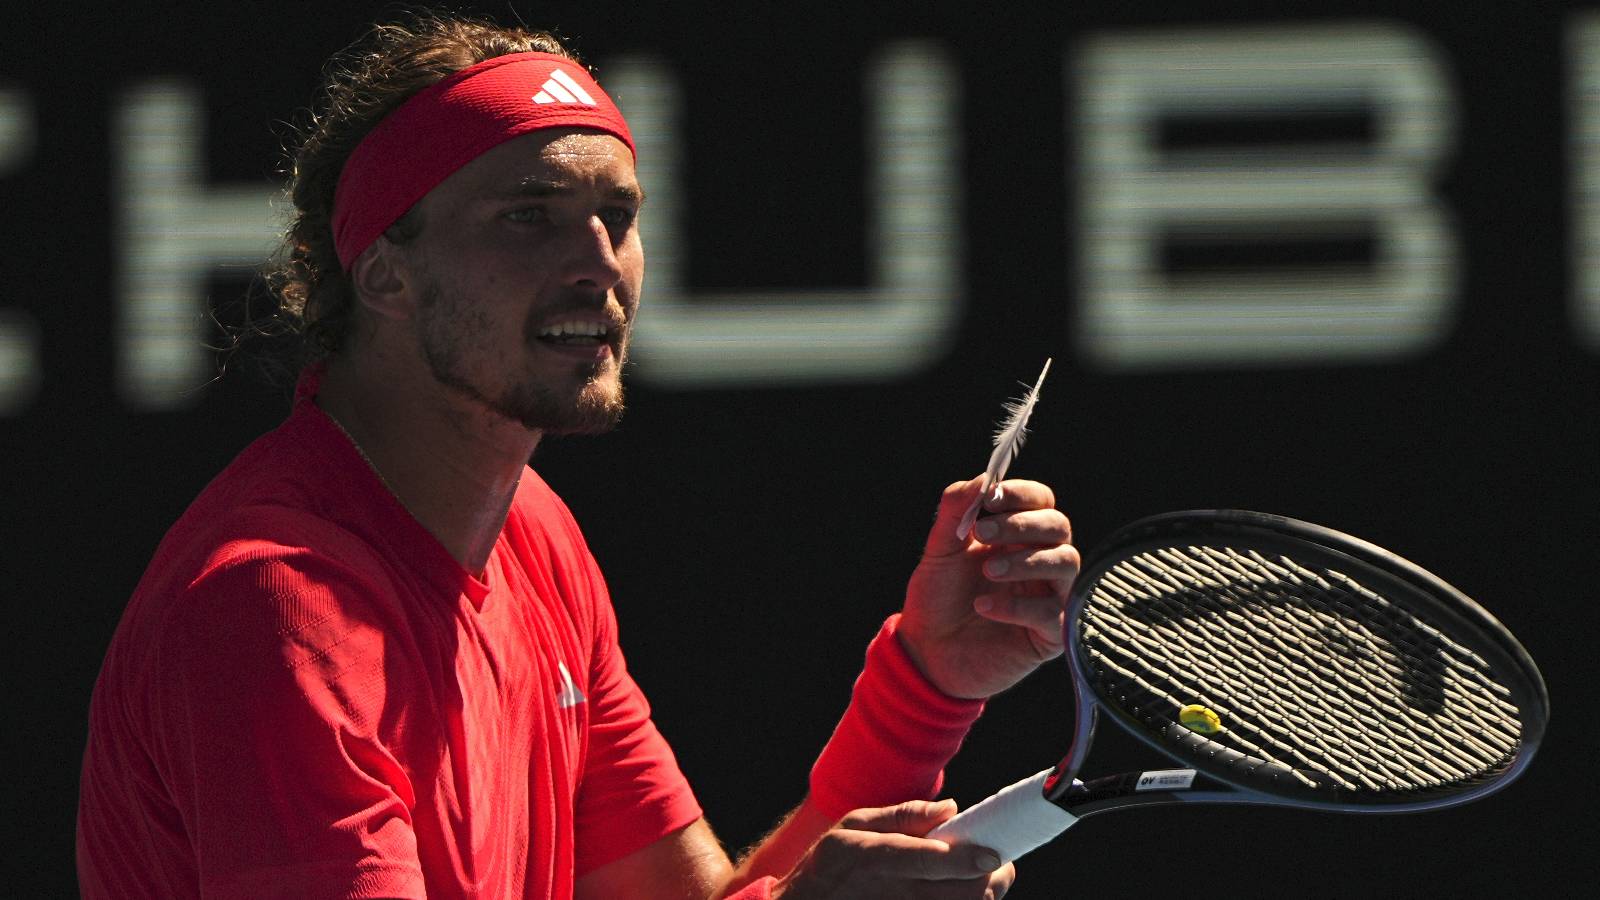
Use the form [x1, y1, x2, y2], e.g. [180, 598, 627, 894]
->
[927, 509, 1549, 863]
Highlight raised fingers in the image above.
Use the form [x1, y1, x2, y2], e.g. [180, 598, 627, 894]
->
[971, 508, 1072, 548]
[973, 590, 1067, 647]
[927, 476, 989, 556]
[982, 479, 1055, 514]
[979, 543, 1080, 581]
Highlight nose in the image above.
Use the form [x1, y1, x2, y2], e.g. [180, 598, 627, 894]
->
[563, 214, 626, 292]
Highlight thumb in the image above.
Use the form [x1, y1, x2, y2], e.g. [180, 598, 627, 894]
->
[840, 799, 960, 837]
[924, 475, 988, 556]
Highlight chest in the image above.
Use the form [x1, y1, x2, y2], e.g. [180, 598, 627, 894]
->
[399, 546, 595, 893]
[447, 551, 591, 764]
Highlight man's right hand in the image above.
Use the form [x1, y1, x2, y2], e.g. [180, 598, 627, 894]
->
[772, 800, 1014, 899]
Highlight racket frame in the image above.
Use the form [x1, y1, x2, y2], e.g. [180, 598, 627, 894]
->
[1042, 509, 1549, 818]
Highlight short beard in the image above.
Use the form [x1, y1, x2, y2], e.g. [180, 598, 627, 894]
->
[415, 280, 627, 435]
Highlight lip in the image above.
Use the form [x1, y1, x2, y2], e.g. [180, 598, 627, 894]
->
[528, 320, 620, 361]
[533, 337, 615, 364]
[530, 306, 629, 364]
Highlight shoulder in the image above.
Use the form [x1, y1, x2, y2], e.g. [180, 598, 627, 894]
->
[108, 493, 406, 706]
[143, 517, 396, 681]
[92, 399, 427, 752]
[505, 468, 601, 564]
[133, 401, 405, 644]
[85, 509, 416, 781]
[190, 514, 394, 621]
[511, 468, 580, 528]
[500, 469, 616, 626]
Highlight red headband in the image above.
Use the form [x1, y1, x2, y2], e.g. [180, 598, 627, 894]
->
[332, 52, 635, 269]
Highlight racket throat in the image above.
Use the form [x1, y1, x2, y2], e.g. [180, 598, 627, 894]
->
[1080, 768, 1198, 800]
[1061, 768, 1231, 817]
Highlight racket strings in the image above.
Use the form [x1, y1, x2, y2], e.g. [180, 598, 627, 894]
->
[1144, 547, 1519, 786]
[1090, 572, 1328, 780]
[1092, 568, 1391, 790]
[1203, 557, 1483, 786]
[1082, 545, 1524, 797]
[1139, 548, 1520, 788]
[1083, 624, 1325, 788]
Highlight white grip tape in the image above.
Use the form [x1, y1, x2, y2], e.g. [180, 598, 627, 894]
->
[924, 769, 1078, 864]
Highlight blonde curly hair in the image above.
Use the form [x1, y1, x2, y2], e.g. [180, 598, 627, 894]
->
[268, 14, 579, 358]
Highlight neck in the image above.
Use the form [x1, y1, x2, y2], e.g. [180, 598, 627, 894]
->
[316, 350, 541, 574]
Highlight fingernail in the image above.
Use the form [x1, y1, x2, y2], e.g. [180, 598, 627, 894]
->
[976, 849, 1002, 873]
[974, 520, 998, 541]
[974, 596, 993, 613]
[986, 557, 1010, 577]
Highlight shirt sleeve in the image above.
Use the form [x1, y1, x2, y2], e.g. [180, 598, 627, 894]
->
[152, 545, 426, 900]
[569, 551, 704, 876]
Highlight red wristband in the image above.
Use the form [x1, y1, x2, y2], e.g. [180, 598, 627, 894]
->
[808, 614, 985, 820]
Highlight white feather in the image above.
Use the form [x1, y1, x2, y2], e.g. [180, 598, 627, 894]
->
[957, 359, 1052, 541]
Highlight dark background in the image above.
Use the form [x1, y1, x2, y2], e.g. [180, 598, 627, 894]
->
[5, 1, 1596, 895]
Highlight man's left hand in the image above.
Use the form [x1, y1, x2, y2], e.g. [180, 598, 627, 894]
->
[897, 476, 1080, 700]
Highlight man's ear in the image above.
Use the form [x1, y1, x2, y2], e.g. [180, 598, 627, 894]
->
[348, 237, 417, 321]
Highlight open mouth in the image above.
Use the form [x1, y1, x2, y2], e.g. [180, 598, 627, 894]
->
[535, 319, 615, 348]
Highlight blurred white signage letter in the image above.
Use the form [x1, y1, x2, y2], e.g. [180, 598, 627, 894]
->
[1075, 24, 1458, 368]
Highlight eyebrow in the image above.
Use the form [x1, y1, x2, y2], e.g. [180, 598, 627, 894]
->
[498, 177, 646, 206]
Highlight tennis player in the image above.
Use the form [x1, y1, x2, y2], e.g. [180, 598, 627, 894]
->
[76, 15, 1079, 899]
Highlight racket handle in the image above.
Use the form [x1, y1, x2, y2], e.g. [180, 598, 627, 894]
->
[925, 769, 1078, 865]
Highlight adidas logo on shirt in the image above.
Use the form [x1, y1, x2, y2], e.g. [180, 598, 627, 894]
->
[533, 68, 598, 106]
[556, 661, 586, 709]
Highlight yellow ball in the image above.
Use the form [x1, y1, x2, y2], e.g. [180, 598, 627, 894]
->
[1179, 704, 1223, 735]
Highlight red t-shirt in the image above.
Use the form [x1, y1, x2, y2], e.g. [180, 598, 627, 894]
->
[78, 375, 702, 899]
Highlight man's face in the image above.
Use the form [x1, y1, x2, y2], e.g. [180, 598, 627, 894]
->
[396, 129, 643, 435]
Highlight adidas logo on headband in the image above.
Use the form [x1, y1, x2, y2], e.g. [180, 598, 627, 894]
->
[334, 52, 635, 268]
[533, 67, 598, 106]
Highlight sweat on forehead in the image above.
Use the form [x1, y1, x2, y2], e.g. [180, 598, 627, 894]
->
[332, 52, 635, 269]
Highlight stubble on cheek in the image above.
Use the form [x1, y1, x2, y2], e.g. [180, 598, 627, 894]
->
[416, 280, 628, 435]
